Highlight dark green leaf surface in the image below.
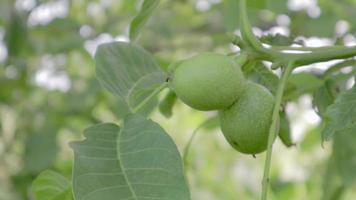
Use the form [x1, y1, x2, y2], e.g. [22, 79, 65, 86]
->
[159, 90, 177, 118]
[129, 0, 160, 41]
[312, 80, 336, 116]
[244, 62, 279, 94]
[321, 156, 346, 200]
[95, 42, 167, 110]
[278, 112, 294, 147]
[71, 114, 191, 200]
[333, 128, 356, 185]
[322, 85, 356, 140]
[32, 170, 73, 200]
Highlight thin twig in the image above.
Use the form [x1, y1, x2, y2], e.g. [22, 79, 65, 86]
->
[261, 62, 294, 200]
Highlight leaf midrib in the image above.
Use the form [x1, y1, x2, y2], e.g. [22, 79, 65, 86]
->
[126, 71, 166, 108]
[117, 123, 138, 200]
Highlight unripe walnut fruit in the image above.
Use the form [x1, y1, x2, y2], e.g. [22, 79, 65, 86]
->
[219, 82, 278, 154]
[170, 53, 245, 111]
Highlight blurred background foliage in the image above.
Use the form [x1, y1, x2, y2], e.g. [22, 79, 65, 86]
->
[0, 0, 355, 199]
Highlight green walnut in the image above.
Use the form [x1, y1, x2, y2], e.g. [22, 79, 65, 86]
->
[219, 82, 278, 154]
[170, 53, 245, 111]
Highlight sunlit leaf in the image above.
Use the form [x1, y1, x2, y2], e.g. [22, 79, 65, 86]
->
[32, 170, 73, 200]
[70, 114, 191, 200]
[95, 42, 167, 111]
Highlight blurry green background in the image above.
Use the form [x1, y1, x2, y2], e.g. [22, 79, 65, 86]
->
[0, 0, 356, 199]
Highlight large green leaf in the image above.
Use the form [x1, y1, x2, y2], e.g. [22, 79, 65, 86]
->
[113, 96, 158, 120]
[321, 85, 356, 140]
[222, 0, 270, 31]
[129, 0, 160, 41]
[32, 170, 73, 200]
[70, 114, 191, 200]
[95, 42, 167, 112]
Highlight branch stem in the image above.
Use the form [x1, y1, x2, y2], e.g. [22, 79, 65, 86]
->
[261, 62, 294, 200]
[237, 0, 356, 68]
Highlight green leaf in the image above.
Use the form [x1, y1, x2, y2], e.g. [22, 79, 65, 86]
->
[70, 114, 191, 200]
[24, 133, 58, 173]
[243, 62, 279, 94]
[32, 170, 73, 200]
[95, 42, 167, 111]
[114, 96, 158, 119]
[278, 112, 294, 147]
[159, 90, 177, 118]
[129, 0, 160, 41]
[284, 72, 324, 100]
[321, 85, 356, 140]
[333, 128, 356, 185]
[321, 156, 346, 200]
[312, 79, 336, 116]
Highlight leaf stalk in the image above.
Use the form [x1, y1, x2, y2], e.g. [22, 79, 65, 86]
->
[261, 62, 294, 200]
